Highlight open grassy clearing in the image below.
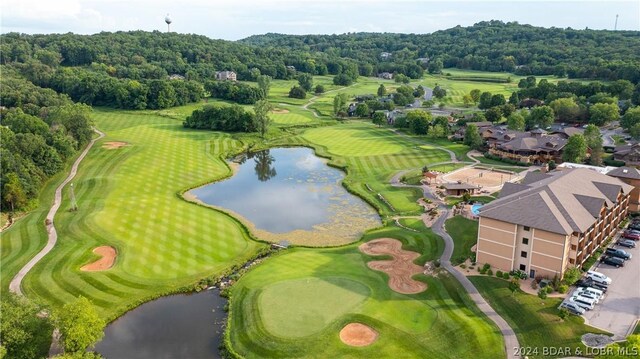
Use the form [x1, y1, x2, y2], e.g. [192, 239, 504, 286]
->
[301, 121, 451, 215]
[445, 216, 479, 265]
[228, 225, 503, 358]
[1, 108, 263, 319]
[469, 276, 609, 359]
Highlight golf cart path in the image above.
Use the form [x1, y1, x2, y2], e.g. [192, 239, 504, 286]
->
[390, 171, 521, 359]
[9, 128, 105, 296]
[301, 84, 355, 118]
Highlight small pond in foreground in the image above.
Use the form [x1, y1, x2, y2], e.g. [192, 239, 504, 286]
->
[95, 289, 225, 359]
[188, 147, 381, 246]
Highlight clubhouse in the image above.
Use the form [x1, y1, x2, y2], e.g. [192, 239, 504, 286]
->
[475, 168, 632, 279]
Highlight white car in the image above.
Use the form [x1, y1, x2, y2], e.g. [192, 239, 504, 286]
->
[572, 289, 600, 303]
[559, 301, 586, 315]
[575, 286, 605, 299]
[586, 270, 612, 285]
[569, 296, 596, 310]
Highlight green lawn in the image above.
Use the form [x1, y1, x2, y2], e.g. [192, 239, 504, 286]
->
[445, 216, 479, 265]
[301, 122, 451, 215]
[469, 276, 609, 359]
[1, 108, 264, 319]
[228, 225, 503, 358]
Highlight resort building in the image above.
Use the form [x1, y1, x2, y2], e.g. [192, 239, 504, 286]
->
[215, 71, 237, 81]
[613, 143, 640, 166]
[607, 167, 640, 212]
[476, 168, 632, 279]
[485, 128, 569, 164]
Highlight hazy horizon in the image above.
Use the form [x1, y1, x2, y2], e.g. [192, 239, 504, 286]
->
[1, 0, 639, 41]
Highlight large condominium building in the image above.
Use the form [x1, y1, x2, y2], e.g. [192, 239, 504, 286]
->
[607, 167, 640, 212]
[476, 168, 632, 279]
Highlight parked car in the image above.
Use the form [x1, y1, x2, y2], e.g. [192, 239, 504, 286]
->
[586, 270, 612, 284]
[575, 286, 605, 299]
[575, 278, 608, 292]
[601, 256, 625, 267]
[569, 296, 596, 310]
[627, 223, 640, 232]
[572, 289, 600, 303]
[605, 247, 632, 260]
[559, 301, 586, 315]
[617, 239, 637, 248]
[622, 230, 640, 241]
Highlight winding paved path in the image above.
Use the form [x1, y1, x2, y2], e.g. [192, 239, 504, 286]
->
[390, 171, 521, 359]
[9, 128, 105, 296]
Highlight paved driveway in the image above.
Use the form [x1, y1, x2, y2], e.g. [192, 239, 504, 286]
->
[583, 241, 640, 340]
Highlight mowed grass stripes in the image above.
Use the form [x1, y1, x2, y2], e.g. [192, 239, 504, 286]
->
[3, 108, 263, 318]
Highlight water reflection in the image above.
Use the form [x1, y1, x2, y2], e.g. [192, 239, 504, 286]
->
[189, 147, 378, 235]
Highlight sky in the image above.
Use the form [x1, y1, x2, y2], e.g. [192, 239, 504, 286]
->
[2, 0, 639, 40]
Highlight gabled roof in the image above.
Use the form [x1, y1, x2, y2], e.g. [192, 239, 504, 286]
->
[442, 183, 480, 190]
[499, 182, 532, 198]
[479, 168, 633, 235]
[607, 166, 640, 180]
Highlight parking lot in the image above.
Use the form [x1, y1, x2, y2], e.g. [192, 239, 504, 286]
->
[582, 235, 640, 340]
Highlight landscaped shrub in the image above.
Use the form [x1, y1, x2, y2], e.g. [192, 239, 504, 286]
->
[538, 289, 548, 299]
[487, 269, 493, 276]
[531, 280, 538, 290]
[496, 270, 503, 278]
[460, 264, 466, 269]
[557, 284, 569, 294]
[502, 272, 510, 280]
[558, 308, 569, 320]
[482, 263, 491, 271]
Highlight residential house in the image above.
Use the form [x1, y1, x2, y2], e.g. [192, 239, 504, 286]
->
[168, 74, 185, 80]
[607, 167, 640, 212]
[476, 168, 631, 279]
[613, 143, 640, 166]
[215, 71, 237, 81]
[417, 57, 430, 65]
[380, 52, 392, 60]
[378, 72, 394, 80]
[347, 103, 358, 117]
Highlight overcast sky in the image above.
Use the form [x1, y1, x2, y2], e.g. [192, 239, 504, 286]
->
[2, 0, 639, 40]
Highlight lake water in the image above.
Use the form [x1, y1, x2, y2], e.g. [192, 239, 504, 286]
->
[95, 290, 226, 359]
[188, 147, 380, 245]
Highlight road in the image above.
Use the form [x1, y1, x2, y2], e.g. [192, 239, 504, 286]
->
[390, 170, 521, 359]
[9, 128, 105, 296]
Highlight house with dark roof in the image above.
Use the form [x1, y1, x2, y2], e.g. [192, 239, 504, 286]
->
[442, 182, 480, 196]
[613, 143, 640, 166]
[549, 127, 584, 139]
[607, 166, 640, 212]
[476, 168, 631, 279]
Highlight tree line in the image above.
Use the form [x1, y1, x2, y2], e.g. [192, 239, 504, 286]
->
[1, 69, 94, 213]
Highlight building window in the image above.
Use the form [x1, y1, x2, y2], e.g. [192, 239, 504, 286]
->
[569, 258, 575, 264]
[571, 244, 577, 250]
[522, 237, 529, 245]
[523, 226, 530, 231]
[521, 251, 527, 258]
[519, 264, 526, 271]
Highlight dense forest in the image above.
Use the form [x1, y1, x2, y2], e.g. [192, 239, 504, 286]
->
[241, 21, 640, 83]
[0, 68, 94, 213]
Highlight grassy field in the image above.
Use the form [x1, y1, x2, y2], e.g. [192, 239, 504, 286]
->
[228, 224, 504, 358]
[469, 276, 609, 359]
[301, 121, 451, 214]
[445, 216, 479, 265]
[1, 108, 264, 319]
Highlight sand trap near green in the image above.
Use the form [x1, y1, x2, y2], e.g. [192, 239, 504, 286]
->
[258, 277, 369, 338]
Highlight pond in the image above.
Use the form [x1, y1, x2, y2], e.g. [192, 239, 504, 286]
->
[187, 147, 380, 246]
[95, 290, 226, 359]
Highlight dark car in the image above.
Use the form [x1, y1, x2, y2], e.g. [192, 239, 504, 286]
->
[601, 255, 625, 267]
[617, 239, 637, 248]
[627, 223, 640, 231]
[623, 230, 640, 241]
[605, 248, 632, 260]
[575, 278, 608, 292]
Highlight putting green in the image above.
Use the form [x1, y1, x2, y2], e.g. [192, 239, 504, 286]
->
[258, 277, 369, 338]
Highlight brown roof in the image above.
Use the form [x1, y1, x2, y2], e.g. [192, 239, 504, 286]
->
[442, 183, 480, 190]
[551, 127, 584, 138]
[607, 167, 640, 180]
[479, 168, 633, 235]
[614, 143, 640, 156]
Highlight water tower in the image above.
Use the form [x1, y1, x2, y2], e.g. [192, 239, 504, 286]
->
[165, 14, 172, 32]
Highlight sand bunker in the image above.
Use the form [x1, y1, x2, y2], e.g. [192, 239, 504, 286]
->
[339, 323, 378, 347]
[102, 141, 128, 150]
[271, 108, 290, 114]
[81, 246, 116, 271]
[441, 167, 515, 188]
[359, 238, 427, 294]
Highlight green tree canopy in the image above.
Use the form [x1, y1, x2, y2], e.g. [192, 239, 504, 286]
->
[253, 100, 274, 138]
[54, 297, 105, 354]
[620, 106, 640, 130]
[297, 73, 314, 92]
[464, 124, 483, 149]
[589, 103, 619, 126]
[562, 134, 588, 163]
[526, 105, 555, 129]
[257, 75, 272, 97]
[506, 112, 526, 131]
[372, 112, 386, 127]
[406, 110, 432, 135]
[377, 84, 386, 97]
